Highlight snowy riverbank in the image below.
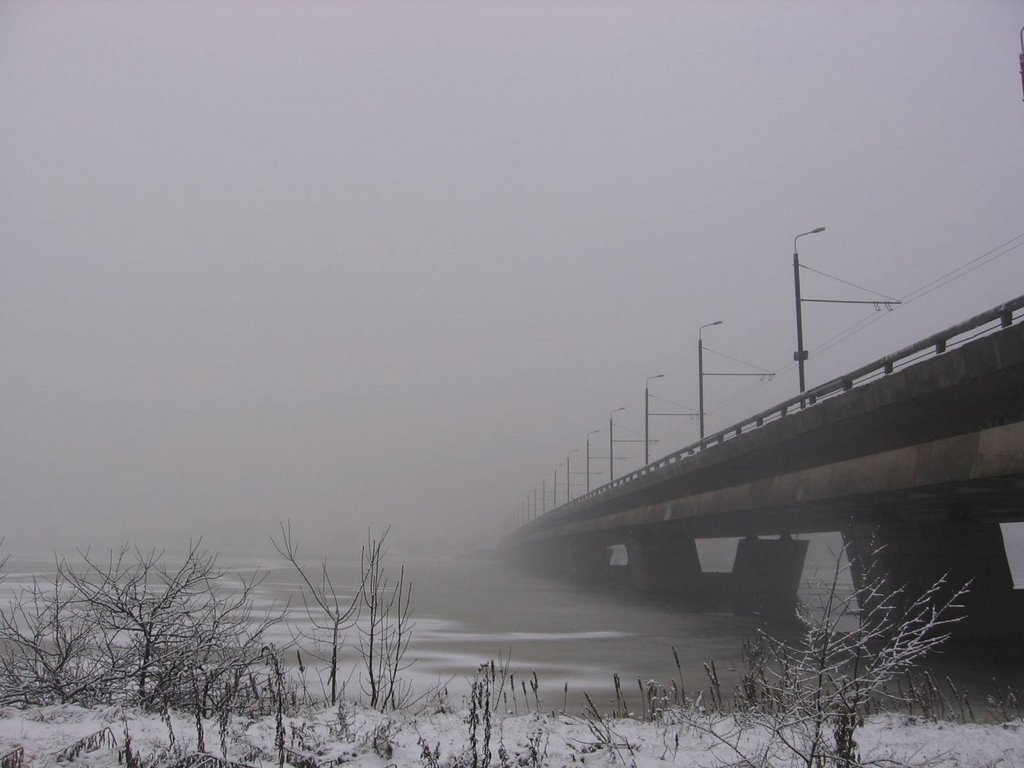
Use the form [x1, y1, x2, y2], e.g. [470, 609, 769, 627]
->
[2, 702, 1022, 768]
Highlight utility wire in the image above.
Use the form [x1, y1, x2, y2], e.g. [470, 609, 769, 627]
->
[799, 263, 900, 302]
[710, 232, 1024, 416]
[707, 376, 775, 415]
[612, 422, 645, 437]
[702, 345, 775, 374]
[899, 233, 1024, 304]
[812, 234, 1024, 358]
[649, 393, 698, 412]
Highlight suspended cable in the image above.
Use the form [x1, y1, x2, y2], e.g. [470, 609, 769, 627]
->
[900, 232, 1024, 303]
[706, 377, 774, 415]
[702, 345, 775, 374]
[811, 234, 1024, 358]
[649, 393, 698, 412]
[900, 236, 1024, 304]
[799, 263, 900, 302]
[610, 420, 645, 437]
[711, 232, 1024, 419]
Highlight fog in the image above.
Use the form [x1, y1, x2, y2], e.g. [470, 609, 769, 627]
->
[1, 1, 1022, 557]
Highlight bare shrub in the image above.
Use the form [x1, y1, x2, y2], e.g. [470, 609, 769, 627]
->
[0, 746, 24, 768]
[692, 545, 967, 768]
[0, 558, 114, 705]
[463, 660, 512, 768]
[574, 693, 636, 763]
[64, 542, 279, 712]
[272, 522, 362, 706]
[358, 528, 414, 711]
[0, 542, 279, 713]
[54, 727, 117, 762]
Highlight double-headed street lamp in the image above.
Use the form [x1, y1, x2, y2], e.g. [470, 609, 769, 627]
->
[644, 374, 665, 464]
[698, 321, 723, 441]
[793, 227, 826, 393]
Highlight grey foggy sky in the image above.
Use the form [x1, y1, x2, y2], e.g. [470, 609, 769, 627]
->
[1, 1, 1022, 556]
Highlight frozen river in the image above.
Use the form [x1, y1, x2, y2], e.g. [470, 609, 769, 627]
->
[3, 530, 1023, 715]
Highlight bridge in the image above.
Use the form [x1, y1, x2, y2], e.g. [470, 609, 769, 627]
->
[502, 296, 1024, 638]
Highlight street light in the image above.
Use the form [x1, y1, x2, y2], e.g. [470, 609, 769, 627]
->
[793, 227, 826, 393]
[1019, 26, 1024, 101]
[585, 429, 600, 492]
[644, 374, 665, 464]
[609, 406, 625, 482]
[698, 321, 723, 441]
[566, 449, 578, 503]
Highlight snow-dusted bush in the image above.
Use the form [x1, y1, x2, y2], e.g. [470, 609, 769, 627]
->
[275, 525, 416, 712]
[686, 545, 967, 768]
[0, 543, 280, 715]
[273, 522, 362, 707]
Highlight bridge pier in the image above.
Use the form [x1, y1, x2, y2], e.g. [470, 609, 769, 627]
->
[843, 513, 1024, 639]
[569, 539, 615, 582]
[509, 537, 617, 582]
[625, 532, 703, 593]
[507, 538, 555, 574]
[731, 534, 809, 618]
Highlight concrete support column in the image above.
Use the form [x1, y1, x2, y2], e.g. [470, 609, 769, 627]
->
[843, 514, 1024, 639]
[569, 539, 613, 582]
[510, 539, 562, 576]
[731, 535, 809, 618]
[625, 532, 703, 593]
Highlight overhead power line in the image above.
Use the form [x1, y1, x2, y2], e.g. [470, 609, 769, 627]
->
[799, 263, 900, 303]
[702, 345, 775, 375]
[710, 231, 1024, 414]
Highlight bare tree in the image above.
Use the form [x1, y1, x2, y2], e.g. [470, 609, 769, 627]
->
[272, 521, 363, 705]
[0, 560, 112, 705]
[0, 541, 279, 712]
[57, 542, 277, 710]
[358, 528, 414, 711]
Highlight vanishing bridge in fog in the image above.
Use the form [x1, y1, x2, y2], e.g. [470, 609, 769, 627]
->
[502, 295, 1024, 638]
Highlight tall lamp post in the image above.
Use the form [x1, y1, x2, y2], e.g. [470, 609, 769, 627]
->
[698, 321, 723, 441]
[644, 374, 664, 464]
[609, 406, 625, 482]
[793, 227, 826, 393]
[585, 429, 600, 492]
[565, 449, 578, 503]
[1019, 26, 1024, 101]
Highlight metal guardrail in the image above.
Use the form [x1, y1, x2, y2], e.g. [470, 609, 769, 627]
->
[524, 294, 1024, 524]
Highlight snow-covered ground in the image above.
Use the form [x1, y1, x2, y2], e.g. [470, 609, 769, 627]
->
[1, 702, 1021, 768]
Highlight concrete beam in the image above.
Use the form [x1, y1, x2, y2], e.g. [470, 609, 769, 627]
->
[512, 420, 1024, 544]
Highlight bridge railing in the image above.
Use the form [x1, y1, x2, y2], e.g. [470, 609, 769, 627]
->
[532, 294, 1024, 523]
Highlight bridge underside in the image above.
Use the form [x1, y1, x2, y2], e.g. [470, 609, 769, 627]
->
[511, 421, 1024, 636]
[516, 519, 1022, 637]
